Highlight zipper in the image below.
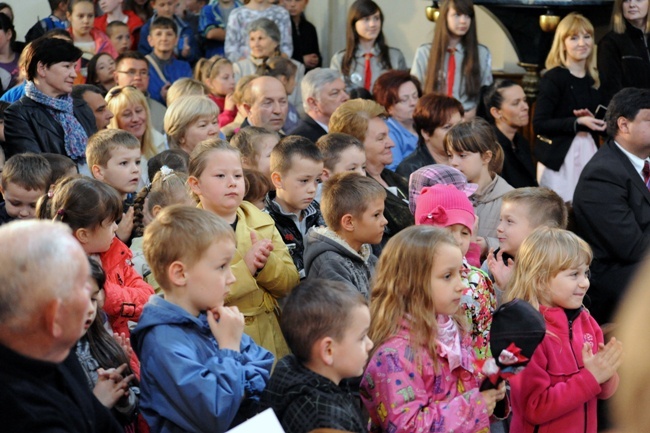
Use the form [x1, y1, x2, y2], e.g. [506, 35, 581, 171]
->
[569, 318, 588, 433]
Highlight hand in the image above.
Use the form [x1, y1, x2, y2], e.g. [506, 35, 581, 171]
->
[577, 116, 606, 132]
[113, 332, 134, 358]
[161, 83, 171, 102]
[116, 206, 134, 243]
[573, 108, 594, 118]
[207, 305, 245, 351]
[93, 364, 133, 408]
[480, 381, 506, 416]
[302, 53, 319, 68]
[224, 93, 235, 111]
[181, 36, 191, 58]
[243, 231, 274, 276]
[487, 248, 514, 289]
[583, 337, 623, 384]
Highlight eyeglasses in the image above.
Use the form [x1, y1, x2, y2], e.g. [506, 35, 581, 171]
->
[116, 69, 149, 78]
[106, 85, 138, 101]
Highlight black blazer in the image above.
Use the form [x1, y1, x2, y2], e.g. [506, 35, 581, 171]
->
[288, 115, 327, 143]
[493, 126, 537, 188]
[4, 95, 97, 160]
[573, 139, 650, 323]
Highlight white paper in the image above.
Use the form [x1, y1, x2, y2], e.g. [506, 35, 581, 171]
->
[226, 408, 285, 433]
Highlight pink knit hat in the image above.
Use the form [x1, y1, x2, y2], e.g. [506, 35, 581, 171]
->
[415, 184, 476, 234]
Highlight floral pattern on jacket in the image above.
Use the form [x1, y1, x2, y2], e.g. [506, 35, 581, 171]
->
[461, 259, 496, 360]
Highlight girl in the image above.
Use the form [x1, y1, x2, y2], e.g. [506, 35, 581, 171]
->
[244, 168, 272, 210]
[220, 74, 258, 138]
[202, 56, 236, 114]
[36, 176, 155, 378]
[0, 13, 18, 90]
[187, 138, 299, 360]
[231, 125, 280, 180]
[165, 78, 210, 107]
[256, 56, 300, 131]
[86, 52, 117, 95]
[67, 0, 118, 82]
[330, 0, 406, 92]
[412, 0, 492, 118]
[505, 227, 622, 433]
[534, 13, 605, 203]
[165, 95, 220, 155]
[361, 225, 505, 432]
[445, 117, 513, 253]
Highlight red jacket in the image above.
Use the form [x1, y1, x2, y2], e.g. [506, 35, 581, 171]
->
[509, 305, 619, 433]
[94, 10, 143, 49]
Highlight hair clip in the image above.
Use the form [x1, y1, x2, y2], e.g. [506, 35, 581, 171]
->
[56, 209, 65, 217]
[47, 187, 55, 198]
[160, 165, 175, 181]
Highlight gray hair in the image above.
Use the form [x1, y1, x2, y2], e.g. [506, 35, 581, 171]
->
[0, 220, 85, 327]
[247, 18, 281, 44]
[301, 68, 344, 112]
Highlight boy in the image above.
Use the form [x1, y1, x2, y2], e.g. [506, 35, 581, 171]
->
[106, 21, 132, 54]
[137, 0, 199, 64]
[24, 0, 69, 43]
[487, 186, 568, 299]
[199, 0, 242, 58]
[281, 0, 321, 71]
[304, 172, 387, 298]
[95, 0, 143, 50]
[0, 153, 51, 224]
[132, 205, 274, 433]
[314, 132, 366, 202]
[144, 16, 193, 105]
[86, 129, 141, 242]
[261, 278, 371, 433]
[265, 135, 325, 278]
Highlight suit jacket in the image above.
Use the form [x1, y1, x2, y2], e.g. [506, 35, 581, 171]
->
[288, 115, 326, 143]
[573, 139, 650, 323]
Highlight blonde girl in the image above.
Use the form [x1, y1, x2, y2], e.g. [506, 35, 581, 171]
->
[445, 117, 512, 253]
[202, 56, 236, 114]
[361, 225, 505, 432]
[165, 77, 210, 107]
[164, 95, 220, 155]
[187, 138, 299, 360]
[506, 227, 622, 433]
[534, 13, 605, 203]
[231, 126, 280, 180]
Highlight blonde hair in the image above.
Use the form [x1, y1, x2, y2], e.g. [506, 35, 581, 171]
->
[505, 227, 592, 309]
[164, 95, 219, 149]
[611, 0, 650, 34]
[370, 225, 463, 362]
[188, 138, 241, 202]
[166, 77, 210, 107]
[231, 126, 279, 168]
[106, 86, 157, 159]
[329, 99, 387, 143]
[502, 187, 568, 229]
[143, 205, 235, 291]
[545, 13, 600, 88]
[86, 129, 141, 168]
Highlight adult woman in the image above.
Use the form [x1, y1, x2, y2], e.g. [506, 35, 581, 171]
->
[598, 0, 650, 104]
[233, 18, 304, 115]
[86, 52, 116, 95]
[106, 85, 166, 186]
[164, 95, 219, 155]
[484, 79, 537, 188]
[395, 93, 464, 178]
[0, 13, 18, 91]
[373, 70, 422, 171]
[4, 37, 96, 165]
[329, 99, 413, 249]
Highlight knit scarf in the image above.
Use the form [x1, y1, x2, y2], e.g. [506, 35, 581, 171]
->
[25, 81, 88, 162]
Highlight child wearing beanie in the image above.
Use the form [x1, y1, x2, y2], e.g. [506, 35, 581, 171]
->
[415, 184, 496, 361]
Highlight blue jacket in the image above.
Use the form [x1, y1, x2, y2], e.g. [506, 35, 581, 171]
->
[131, 296, 274, 433]
[146, 56, 193, 105]
[138, 12, 200, 64]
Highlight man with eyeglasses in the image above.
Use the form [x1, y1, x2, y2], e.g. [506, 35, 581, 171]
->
[113, 51, 166, 133]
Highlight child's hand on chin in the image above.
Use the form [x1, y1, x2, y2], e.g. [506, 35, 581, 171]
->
[208, 305, 245, 352]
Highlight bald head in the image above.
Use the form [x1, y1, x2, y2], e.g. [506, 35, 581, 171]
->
[245, 76, 288, 132]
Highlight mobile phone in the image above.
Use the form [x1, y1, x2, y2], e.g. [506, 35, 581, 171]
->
[595, 104, 607, 120]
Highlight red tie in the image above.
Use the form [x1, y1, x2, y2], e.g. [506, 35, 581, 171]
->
[364, 53, 374, 91]
[447, 47, 456, 96]
[643, 160, 650, 190]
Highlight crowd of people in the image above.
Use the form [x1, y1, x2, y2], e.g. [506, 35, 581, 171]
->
[0, 0, 649, 432]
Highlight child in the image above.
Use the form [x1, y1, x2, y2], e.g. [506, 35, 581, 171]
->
[137, 0, 198, 63]
[37, 176, 155, 378]
[315, 132, 366, 202]
[203, 56, 235, 114]
[42, 153, 78, 186]
[330, 0, 406, 92]
[76, 257, 140, 430]
[487, 187, 568, 299]
[25, 0, 70, 43]
[199, 0, 243, 58]
[256, 56, 301, 131]
[86, 52, 117, 94]
[165, 77, 209, 106]
[231, 125, 280, 180]
[95, 0, 143, 49]
[281, 0, 321, 72]
[361, 225, 506, 432]
[188, 138, 299, 360]
[304, 172, 386, 299]
[445, 118, 513, 253]
[412, 0, 492, 118]
[146, 148, 189, 180]
[415, 184, 495, 360]
[244, 168, 271, 210]
[261, 278, 372, 433]
[132, 205, 274, 432]
[506, 227, 622, 433]
[264, 135, 325, 278]
[106, 21, 132, 54]
[0, 153, 51, 224]
[219, 74, 258, 137]
[144, 16, 193, 105]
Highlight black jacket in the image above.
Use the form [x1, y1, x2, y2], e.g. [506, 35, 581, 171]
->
[395, 144, 436, 179]
[289, 14, 322, 72]
[493, 126, 538, 188]
[598, 20, 650, 105]
[260, 355, 366, 433]
[4, 95, 97, 160]
[378, 169, 414, 249]
[288, 115, 327, 143]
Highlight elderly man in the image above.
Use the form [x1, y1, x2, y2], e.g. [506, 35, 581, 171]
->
[72, 85, 115, 130]
[289, 68, 349, 142]
[574, 87, 650, 325]
[0, 220, 121, 432]
[240, 75, 289, 133]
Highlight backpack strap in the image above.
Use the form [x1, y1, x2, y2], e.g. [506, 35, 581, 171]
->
[145, 54, 170, 86]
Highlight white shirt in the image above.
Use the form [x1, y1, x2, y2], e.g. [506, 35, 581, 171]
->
[615, 140, 648, 181]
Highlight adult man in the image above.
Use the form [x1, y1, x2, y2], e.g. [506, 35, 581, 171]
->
[241, 75, 289, 133]
[113, 51, 166, 133]
[289, 68, 349, 142]
[72, 85, 114, 130]
[0, 220, 121, 432]
[574, 87, 650, 324]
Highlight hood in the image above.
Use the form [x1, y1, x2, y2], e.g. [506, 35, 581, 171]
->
[303, 227, 372, 273]
[471, 175, 512, 205]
